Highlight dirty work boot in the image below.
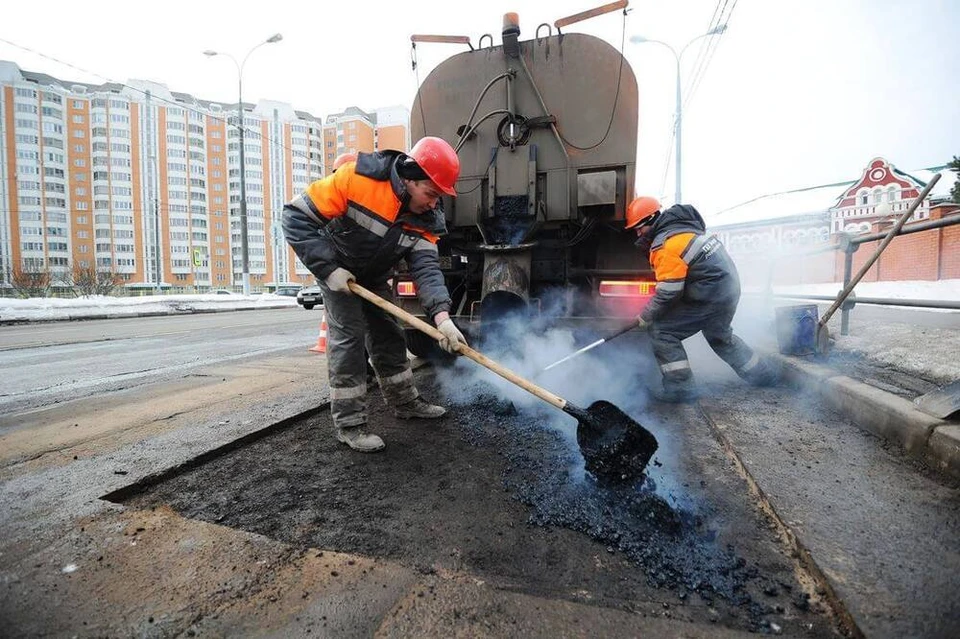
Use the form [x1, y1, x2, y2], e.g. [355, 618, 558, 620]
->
[741, 357, 781, 387]
[394, 397, 447, 420]
[654, 381, 698, 403]
[335, 427, 385, 452]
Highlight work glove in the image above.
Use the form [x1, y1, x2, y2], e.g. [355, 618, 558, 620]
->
[325, 268, 355, 294]
[436, 318, 468, 354]
[636, 316, 650, 331]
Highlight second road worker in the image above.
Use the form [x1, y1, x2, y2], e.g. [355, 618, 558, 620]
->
[626, 196, 779, 402]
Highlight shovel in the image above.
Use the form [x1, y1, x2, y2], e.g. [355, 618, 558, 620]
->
[541, 319, 638, 373]
[348, 281, 659, 481]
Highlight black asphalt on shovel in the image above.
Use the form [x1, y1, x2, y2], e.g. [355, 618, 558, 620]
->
[348, 282, 659, 481]
[540, 320, 638, 373]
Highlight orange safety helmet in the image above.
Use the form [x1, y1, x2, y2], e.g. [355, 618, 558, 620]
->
[625, 196, 662, 230]
[407, 136, 460, 196]
[332, 152, 357, 172]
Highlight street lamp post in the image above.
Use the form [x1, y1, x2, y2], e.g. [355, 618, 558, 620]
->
[204, 33, 282, 295]
[630, 25, 726, 204]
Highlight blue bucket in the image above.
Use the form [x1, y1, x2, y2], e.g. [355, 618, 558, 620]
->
[774, 305, 819, 355]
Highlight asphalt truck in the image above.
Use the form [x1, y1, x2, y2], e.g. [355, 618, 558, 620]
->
[395, 2, 656, 356]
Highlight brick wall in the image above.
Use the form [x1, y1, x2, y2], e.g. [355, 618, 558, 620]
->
[941, 222, 960, 278]
[835, 204, 959, 282]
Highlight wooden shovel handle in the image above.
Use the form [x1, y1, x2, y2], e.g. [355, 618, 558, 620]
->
[348, 281, 568, 411]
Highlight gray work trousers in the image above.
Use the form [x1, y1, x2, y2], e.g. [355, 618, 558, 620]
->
[650, 299, 762, 391]
[319, 279, 418, 429]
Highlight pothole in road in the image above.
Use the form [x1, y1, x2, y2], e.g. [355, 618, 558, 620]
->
[106, 372, 838, 636]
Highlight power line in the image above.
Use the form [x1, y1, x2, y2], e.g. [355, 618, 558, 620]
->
[679, 0, 724, 106]
[682, 0, 738, 112]
[712, 164, 949, 216]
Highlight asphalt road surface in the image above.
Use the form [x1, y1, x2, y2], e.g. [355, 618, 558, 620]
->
[0, 308, 318, 416]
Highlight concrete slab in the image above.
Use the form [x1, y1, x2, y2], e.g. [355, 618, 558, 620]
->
[771, 352, 957, 479]
[377, 574, 759, 638]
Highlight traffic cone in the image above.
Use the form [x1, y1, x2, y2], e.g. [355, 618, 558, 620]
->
[309, 310, 328, 353]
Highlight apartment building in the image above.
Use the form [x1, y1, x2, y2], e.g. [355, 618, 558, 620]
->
[320, 105, 411, 175]
[1, 62, 413, 293]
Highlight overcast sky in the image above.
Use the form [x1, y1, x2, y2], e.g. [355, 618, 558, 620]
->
[2, 0, 958, 216]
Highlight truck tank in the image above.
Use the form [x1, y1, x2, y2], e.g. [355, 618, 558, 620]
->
[396, 5, 655, 357]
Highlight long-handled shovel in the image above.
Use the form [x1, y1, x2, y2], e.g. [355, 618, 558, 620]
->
[541, 320, 638, 373]
[348, 281, 658, 481]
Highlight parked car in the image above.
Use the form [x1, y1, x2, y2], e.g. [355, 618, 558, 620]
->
[274, 285, 302, 297]
[297, 284, 323, 310]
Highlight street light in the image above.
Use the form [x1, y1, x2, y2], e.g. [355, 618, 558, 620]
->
[204, 33, 282, 295]
[630, 24, 726, 204]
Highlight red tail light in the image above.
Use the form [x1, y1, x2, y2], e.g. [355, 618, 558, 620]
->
[598, 280, 656, 297]
[396, 281, 417, 297]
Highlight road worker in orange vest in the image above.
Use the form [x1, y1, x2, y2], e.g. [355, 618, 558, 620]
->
[626, 196, 778, 402]
[284, 137, 466, 452]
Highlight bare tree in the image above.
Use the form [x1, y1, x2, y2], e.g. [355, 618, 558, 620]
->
[64, 263, 124, 297]
[67, 263, 97, 297]
[92, 267, 124, 296]
[10, 265, 53, 299]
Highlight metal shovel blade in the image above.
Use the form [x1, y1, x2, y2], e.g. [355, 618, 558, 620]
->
[568, 400, 659, 482]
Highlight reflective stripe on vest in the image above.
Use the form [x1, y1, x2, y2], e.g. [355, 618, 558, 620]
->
[682, 234, 721, 265]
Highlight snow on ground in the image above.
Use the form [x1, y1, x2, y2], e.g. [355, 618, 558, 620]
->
[0, 292, 297, 322]
[829, 317, 960, 386]
[771, 279, 960, 302]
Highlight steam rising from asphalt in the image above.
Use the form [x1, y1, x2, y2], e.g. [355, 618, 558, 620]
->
[434, 297, 659, 481]
[442, 318, 646, 411]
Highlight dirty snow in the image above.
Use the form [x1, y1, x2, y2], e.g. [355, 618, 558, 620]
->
[0, 292, 297, 322]
[772, 279, 960, 302]
[828, 318, 960, 385]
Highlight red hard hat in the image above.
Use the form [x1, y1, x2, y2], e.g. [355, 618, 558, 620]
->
[332, 152, 357, 172]
[625, 196, 662, 230]
[407, 136, 460, 196]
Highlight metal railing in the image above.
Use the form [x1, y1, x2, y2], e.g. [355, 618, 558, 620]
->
[757, 174, 960, 336]
[767, 293, 960, 311]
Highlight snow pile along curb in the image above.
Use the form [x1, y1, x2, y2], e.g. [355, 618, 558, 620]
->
[0, 294, 298, 323]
